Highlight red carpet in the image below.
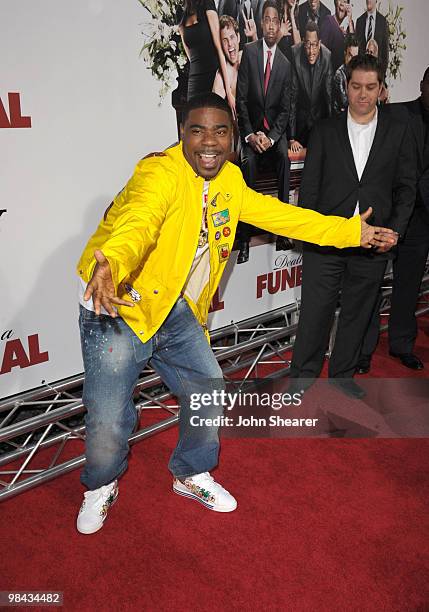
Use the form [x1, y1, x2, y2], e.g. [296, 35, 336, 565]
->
[2, 317, 429, 611]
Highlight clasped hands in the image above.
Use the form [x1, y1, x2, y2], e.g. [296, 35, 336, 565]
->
[248, 131, 272, 153]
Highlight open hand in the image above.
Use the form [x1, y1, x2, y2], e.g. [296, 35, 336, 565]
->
[280, 17, 291, 38]
[359, 207, 398, 250]
[83, 249, 134, 317]
[290, 139, 303, 154]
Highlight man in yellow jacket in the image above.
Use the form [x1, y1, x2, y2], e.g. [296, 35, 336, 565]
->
[76, 93, 396, 534]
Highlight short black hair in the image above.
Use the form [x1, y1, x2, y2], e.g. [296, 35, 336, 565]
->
[423, 66, 429, 82]
[182, 93, 233, 125]
[346, 53, 384, 84]
[344, 33, 359, 53]
[304, 20, 320, 40]
[261, 0, 279, 20]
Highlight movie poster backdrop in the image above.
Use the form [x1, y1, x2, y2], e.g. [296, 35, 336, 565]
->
[1, 0, 427, 397]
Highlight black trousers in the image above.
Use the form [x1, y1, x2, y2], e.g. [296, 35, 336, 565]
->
[290, 245, 387, 379]
[361, 208, 429, 356]
[238, 133, 290, 243]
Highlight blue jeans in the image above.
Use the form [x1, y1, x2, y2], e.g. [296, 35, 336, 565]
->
[79, 298, 224, 490]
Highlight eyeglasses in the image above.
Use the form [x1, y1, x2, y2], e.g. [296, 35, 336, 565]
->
[263, 17, 280, 26]
[304, 42, 320, 50]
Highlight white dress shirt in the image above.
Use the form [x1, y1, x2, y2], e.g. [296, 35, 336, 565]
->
[365, 9, 377, 41]
[245, 40, 277, 144]
[262, 39, 276, 71]
[347, 107, 378, 216]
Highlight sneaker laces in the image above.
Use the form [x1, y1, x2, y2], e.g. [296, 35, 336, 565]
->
[190, 472, 226, 494]
[83, 482, 116, 503]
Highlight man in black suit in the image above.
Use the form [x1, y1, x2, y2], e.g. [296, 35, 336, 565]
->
[289, 21, 332, 153]
[298, 0, 331, 39]
[289, 54, 416, 398]
[356, 0, 389, 78]
[218, 0, 262, 47]
[357, 67, 429, 373]
[236, 0, 292, 262]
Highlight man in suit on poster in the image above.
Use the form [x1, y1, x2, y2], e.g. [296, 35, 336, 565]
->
[236, 0, 293, 263]
[357, 67, 429, 373]
[356, 0, 389, 78]
[298, 0, 331, 39]
[289, 21, 332, 153]
[289, 54, 416, 398]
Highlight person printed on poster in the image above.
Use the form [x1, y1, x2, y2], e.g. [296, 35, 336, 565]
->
[289, 20, 333, 152]
[320, 0, 355, 73]
[179, 0, 236, 115]
[332, 33, 359, 115]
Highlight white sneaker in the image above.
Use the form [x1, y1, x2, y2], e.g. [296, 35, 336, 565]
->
[173, 472, 237, 512]
[76, 480, 118, 534]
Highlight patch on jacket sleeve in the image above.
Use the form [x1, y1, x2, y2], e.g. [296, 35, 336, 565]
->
[218, 244, 230, 262]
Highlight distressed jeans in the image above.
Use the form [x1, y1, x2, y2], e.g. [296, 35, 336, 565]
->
[79, 298, 224, 490]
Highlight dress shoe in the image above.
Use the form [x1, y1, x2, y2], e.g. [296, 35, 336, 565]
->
[237, 241, 249, 264]
[355, 354, 372, 375]
[389, 351, 424, 370]
[329, 378, 366, 399]
[276, 236, 294, 251]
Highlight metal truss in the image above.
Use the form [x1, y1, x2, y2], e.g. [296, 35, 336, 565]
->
[1, 270, 428, 502]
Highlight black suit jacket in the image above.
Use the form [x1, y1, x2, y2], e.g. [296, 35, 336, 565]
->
[356, 10, 389, 78]
[289, 43, 332, 141]
[218, 0, 263, 45]
[402, 99, 429, 216]
[298, 0, 331, 39]
[298, 110, 416, 239]
[237, 40, 292, 143]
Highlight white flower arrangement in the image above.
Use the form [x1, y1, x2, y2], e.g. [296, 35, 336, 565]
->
[137, 0, 188, 101]
[380, 1, 407, 86]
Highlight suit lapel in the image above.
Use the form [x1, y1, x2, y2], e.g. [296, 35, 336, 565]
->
[299, 45, 312, 101]
[336, 112, 358, 180]
[256, 39, 264, 98]
[361, 110, 389, 180]
[408, 99, 424, 166]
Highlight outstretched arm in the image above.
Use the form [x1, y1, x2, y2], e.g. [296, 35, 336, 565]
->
[240, 183, 398, 249]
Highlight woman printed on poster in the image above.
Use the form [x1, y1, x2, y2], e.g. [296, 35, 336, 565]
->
[179, 0, 236, 115]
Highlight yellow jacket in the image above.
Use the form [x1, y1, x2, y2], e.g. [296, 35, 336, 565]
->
[77, 143, 361, 342]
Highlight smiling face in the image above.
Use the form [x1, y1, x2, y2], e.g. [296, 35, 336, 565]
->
[220, 25, 239, 66]
[347, 68, 381, 120]
[180, 107, 232, 179]
[304, 30, 321, 65]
